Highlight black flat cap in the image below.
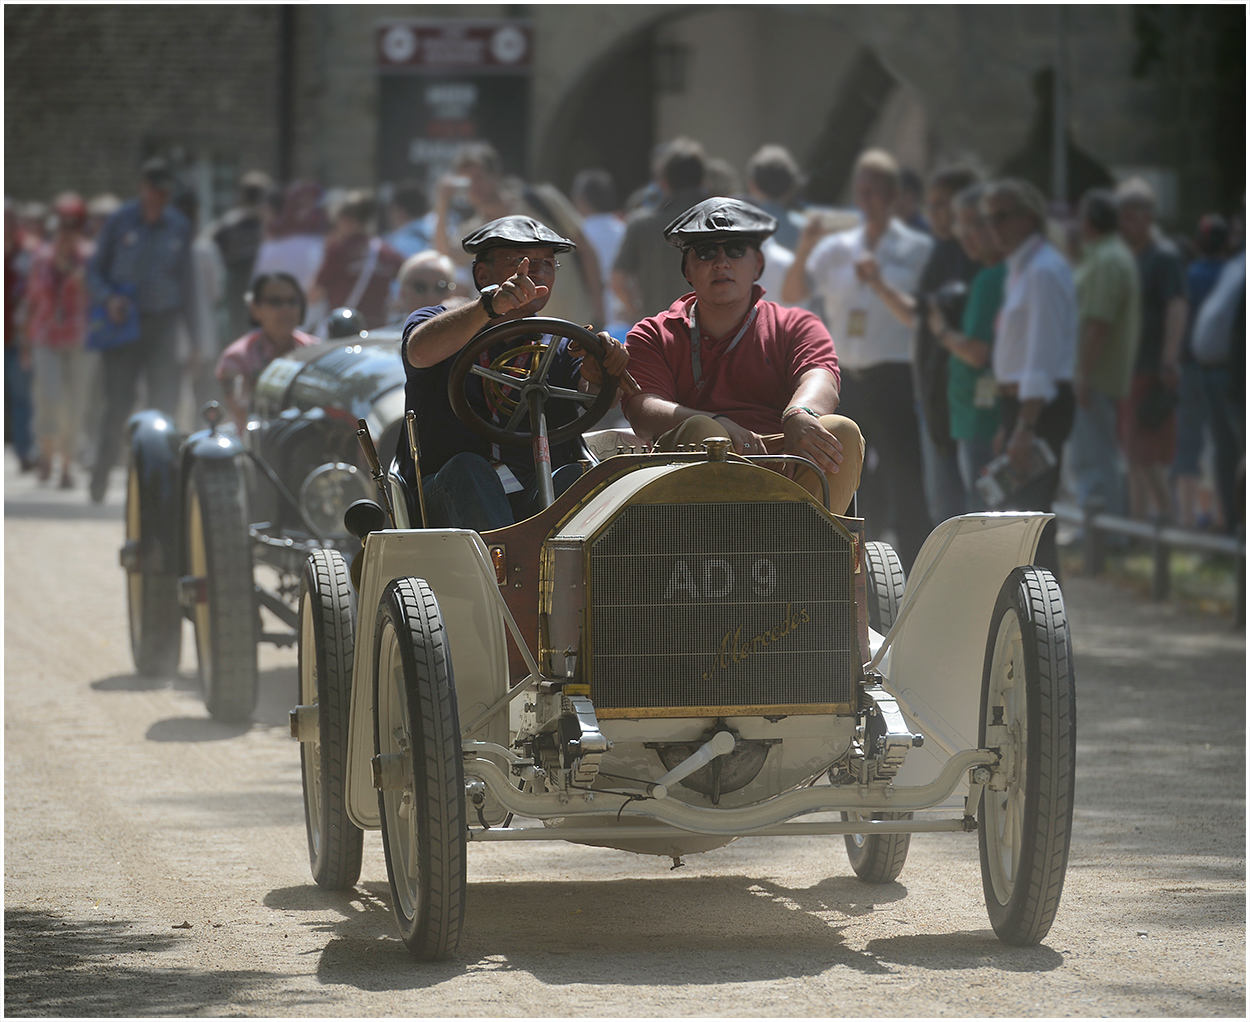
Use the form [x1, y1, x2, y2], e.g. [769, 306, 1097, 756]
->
[140, 157, 176, 190]
[461, 215, 576, 255]
[664, 197, 777, 249]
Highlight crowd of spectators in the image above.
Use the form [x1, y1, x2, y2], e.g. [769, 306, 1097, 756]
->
[4, 138, 1244, 551]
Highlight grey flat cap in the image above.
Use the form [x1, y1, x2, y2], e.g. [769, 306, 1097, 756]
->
[461, 215, 576, 255]
[663, 197, 777, 249]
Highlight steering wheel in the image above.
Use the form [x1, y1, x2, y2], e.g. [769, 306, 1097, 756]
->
[447, 318, 620, 449]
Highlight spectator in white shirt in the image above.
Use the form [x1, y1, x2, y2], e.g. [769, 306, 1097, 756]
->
[983, 178, 1078, 578]
[783, 148, 934, 570]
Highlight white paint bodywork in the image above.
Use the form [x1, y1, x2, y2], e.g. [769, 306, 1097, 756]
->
[339, 479, 1051, 840]
[345, 529, 511, 830]
[875, 512, 1051, 800]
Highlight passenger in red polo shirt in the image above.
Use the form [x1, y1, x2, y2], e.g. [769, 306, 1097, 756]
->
[622, 197, 864, 514]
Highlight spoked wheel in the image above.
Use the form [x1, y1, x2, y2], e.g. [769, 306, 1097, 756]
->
[185, 457, 258, 722]
[124, 460, 181, 676]
[863, 540, 906, 633]
[298, 549, 363, 889]
[978, 566, 1075, 945]
[842, 810, 912, 883]
[374, 577, 466, 961]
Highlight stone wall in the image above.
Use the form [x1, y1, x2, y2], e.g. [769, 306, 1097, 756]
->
[5, 4, 284, 210]
[5, 4, 1230, 227]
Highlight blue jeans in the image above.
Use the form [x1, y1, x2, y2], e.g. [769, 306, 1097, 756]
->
[422, 452, 516, 533]
[956, 435, 997, 512]
[420, 452, 583, 532]
[5, 346, 34, 462]
[1065, 388, 1125, 516]
[1172, 361, 1208, 477]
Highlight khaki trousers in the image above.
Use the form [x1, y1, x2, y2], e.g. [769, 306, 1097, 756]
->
[657, 413, 865, 516]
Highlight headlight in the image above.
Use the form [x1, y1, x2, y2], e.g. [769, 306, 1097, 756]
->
[299, 462, 373, 537]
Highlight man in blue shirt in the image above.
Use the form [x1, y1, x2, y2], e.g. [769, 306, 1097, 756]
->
[397, 215, 627, 531]
[88, 157, 198, 503]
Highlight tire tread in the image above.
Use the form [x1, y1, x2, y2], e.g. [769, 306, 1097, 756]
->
[190, 459, 258, 722]
[979, 566, 1076, 945]
[300, 549, 363, 889]
[375, 577, 466, 961]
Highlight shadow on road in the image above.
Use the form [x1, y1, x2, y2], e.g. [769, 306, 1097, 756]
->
[3, 908, 280, 1017]
[261, 875, 1065, 991]
[3, 499, 123, 522]
[91, 671, 199, 695]
[124, 665, 298, 740]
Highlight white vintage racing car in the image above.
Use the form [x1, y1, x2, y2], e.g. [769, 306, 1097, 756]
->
[289, 318, 1075, 959]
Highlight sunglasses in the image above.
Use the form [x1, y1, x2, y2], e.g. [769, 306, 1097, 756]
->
[988, 209, 1019, 225]
[688, 241, 753, 261]
[258, 296, 301, 308]
[493, 254, 561, 274]
[406, 279, 457, 296]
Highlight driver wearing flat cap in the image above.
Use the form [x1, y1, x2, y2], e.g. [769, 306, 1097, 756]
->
[398, 214, 628, 531]
[622, 197, 864, 514]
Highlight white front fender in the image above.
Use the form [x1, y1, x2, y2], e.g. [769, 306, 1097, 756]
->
[877, 512, 1052, 795]
[345, 529, 512, 830]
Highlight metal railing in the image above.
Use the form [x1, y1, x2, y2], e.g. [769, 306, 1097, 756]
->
[1053, 500, 1245, 625]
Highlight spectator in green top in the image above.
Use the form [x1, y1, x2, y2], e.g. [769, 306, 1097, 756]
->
[1067, 189, 1141, 517]
[924, 184, 1004, 510]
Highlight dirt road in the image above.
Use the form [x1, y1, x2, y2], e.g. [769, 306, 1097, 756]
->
[4, 457, 1245, 1017]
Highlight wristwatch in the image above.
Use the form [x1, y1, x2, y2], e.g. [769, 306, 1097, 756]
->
[479, 284, 505, 319]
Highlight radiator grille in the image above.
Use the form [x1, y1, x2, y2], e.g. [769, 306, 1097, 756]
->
[589, 501, 857, 712]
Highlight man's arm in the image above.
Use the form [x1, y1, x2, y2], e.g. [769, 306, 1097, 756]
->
[1161, 294, 1188, 375]
[779, 367, 844, 474]
[928, 304, 990, 368]
[405, 259, 547, 369]
[782, 217, 827, 305]
[857, 254, 917, 329]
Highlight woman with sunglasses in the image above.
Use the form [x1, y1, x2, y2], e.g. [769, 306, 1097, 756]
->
[215, 272, 318, 430]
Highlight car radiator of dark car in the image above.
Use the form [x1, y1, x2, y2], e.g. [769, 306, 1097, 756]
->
[579, 500, 859, 717]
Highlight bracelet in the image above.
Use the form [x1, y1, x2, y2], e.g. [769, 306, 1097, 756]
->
[781, 406, 817, 424]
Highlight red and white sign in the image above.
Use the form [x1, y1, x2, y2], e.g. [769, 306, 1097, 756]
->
[377, 21, 532, 73]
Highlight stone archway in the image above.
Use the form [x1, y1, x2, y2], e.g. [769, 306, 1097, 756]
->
[530, 6, 941, 207]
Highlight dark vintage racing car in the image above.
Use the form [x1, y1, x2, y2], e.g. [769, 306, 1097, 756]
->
[120, 322, 408, 721]
[287, 318, 1077, 960]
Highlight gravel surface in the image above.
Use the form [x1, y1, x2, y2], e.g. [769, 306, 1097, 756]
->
[4, 458, 1245, 1017]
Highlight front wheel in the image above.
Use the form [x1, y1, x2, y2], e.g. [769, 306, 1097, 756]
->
[842, 810, 912, 883]
[978, 566, 1076, 945]
[125, 459, 181, 676]
[185, 457, 258, 722]
[863, 540, 906, 633]
[298, 549, 363, 889]
[374, 577, 467, 961]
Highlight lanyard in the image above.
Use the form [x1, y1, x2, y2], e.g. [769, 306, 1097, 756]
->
[688, 301, 758, 396]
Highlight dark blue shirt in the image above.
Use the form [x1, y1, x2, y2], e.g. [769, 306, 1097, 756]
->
[395, 306, 584, 489]
[1182, 256, 1227, 361]
[88, 198, 196, 337]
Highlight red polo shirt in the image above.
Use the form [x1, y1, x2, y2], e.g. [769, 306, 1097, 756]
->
[623, 286, 840, 436]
